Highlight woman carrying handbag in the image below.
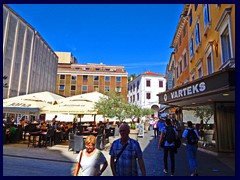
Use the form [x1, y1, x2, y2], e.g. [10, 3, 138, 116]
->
[74, 135, 108, 176]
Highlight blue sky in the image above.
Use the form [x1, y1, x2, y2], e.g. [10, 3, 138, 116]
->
[8, 4, 184, 76]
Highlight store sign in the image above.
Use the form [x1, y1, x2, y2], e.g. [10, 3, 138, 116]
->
[164, 82, 206, 101]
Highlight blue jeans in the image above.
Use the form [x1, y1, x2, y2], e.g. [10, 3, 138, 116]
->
[186, 144, 198, 173]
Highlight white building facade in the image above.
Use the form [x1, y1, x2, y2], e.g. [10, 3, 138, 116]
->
[3, 4, 58, 99]
[128, 72, 166, 109]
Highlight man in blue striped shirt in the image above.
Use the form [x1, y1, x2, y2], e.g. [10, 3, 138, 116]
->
[109, 123, 146, 176]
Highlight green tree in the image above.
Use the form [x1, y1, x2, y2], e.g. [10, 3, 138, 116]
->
[194, 105, 213, 129]
[128, 74, 137, 82]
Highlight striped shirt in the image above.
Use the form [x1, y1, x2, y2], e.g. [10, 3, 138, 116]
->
[109, 138, 143, 176]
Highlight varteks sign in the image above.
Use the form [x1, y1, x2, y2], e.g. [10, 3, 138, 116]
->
[163, 82, 206, 102]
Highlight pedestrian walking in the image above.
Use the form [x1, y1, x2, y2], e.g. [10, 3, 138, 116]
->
[153, 118, 159, 138]
[109, 123, 146, 176]
[73, 135, 108, 176]
[158, 118, 165, 138]
[182, 121, 199, 176]
[158, 118, 178, 176]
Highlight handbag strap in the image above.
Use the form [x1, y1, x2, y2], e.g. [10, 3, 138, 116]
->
[78, 150, 83, 166]
[115, 142, 128, 164]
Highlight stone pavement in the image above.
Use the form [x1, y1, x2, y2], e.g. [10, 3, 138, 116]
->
[3, 129, 235, 176]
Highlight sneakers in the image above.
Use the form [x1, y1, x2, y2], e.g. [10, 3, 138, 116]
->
[163, 169, 168, 174]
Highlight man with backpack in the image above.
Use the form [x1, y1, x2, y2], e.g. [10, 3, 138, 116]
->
[158, 118, 178, 176]
[182, 121, 199, 176]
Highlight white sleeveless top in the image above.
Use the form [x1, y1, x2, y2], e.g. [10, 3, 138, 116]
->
[76, 149, 106, 176]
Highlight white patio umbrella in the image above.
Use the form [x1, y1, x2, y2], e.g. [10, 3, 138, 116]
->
[57, 91, 107, 103]
[3, 99, 51, 115]
[40, 100, 98, 115]
[4, 91, 65, 105]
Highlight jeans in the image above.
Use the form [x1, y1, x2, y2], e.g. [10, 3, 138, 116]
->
[186, 144, 198, 173]
[163, 146, 175, 174]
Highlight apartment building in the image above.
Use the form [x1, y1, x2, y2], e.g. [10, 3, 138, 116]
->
[158, 4, 235, 154]
[128, 72, 166, 109]
[3, 4, 58, 99]
[55, 52, 128, 100]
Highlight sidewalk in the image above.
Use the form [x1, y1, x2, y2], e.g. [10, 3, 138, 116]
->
[3, 129, 235, 176]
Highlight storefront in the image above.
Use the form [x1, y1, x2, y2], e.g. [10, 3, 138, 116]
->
[157, 69, 235, 153]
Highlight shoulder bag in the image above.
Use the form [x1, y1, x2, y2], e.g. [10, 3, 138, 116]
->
[73, 150, 83, 176]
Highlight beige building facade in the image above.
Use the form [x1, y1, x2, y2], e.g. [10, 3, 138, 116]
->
[3, 4, 58, 99]
[55, 52, 128, 100]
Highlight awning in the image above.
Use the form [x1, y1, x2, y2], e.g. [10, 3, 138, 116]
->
[157, 69, 235, 107]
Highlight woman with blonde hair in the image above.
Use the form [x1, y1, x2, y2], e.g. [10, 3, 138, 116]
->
[74, 135, 108, 176]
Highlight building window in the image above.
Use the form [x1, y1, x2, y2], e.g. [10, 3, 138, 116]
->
[137, 81, 140, 90]
[204, 4, 210, 28]
[130, 86, 132, 92]
[94, 86, 99, 91]
[146, 93, 151, 99]
[130, 96, 132, 103]
[105, 76, 110, 81]
[194, 4, 198, 11]
[146, 80, 151, 87]
[207, 53, 214, 75]
[195, 21, 201, 47]
[180, 60, 183, 74]
[133, 83, 135, 91]
[221, 26, 232, 63]
[175, 44, 178, 53]
[116, 77, 121, 82]
[94, 76, 99, 81]
[133, 95, 135, 102]
[189, 9, 192, 26]
[190, 37, 194, 57]
[183, 25, 186, 37]
[159, 81, 163, 87]
[105, 68, 110, 71]
[72, 76, 76, 80]
[192, 75, 195, 81]
[82, 85, 87, 91]
[137, 93, 139, 101]
[74, 67, 80, 70]
[105, 86, 110, 92]
[116, 86, 121, 92]
[198, 66, 203, 78]
[71, 86, 76, 90]
[59, 85, 65, 90]
[83, 75, 88, 81]
[60, 75, 65, 79]
[179, 36, 182, 46]
[86, 68, 90, 71]
[183, 53, 187, 68]
[95, 68, 100, 71]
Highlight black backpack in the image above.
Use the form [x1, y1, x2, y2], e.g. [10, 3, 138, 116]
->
[165, 126, 176, 144]
[187, 129, 198, 144]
